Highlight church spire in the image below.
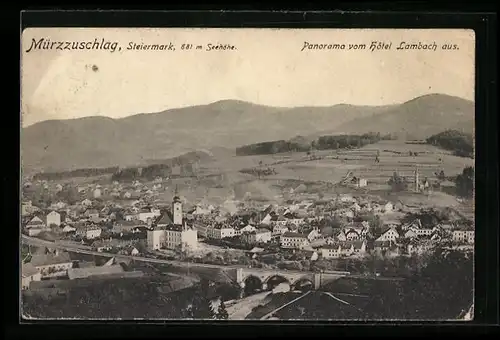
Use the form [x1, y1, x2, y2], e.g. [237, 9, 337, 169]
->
[173, 185, 181, 202]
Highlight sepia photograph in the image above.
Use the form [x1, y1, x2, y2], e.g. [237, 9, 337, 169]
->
[20, 28, 475, 321]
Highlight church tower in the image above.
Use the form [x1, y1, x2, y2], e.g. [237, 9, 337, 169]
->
[172, 186, 183, 226]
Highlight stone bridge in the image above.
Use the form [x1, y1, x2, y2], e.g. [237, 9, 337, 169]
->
[227, 268, 347, 290]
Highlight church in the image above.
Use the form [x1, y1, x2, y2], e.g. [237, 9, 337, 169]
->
[146, 189, 198, 251]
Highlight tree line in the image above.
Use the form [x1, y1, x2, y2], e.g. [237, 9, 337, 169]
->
[236, 132, 393, 156]
[33, 167, 119, 181]
[426, 130, 474, 158]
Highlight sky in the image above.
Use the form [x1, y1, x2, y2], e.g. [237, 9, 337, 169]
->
[21, 28, 475, 127]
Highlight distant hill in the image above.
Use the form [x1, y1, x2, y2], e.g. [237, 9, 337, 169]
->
[21, 94, 474, 172]
[333, 94, 474, 140]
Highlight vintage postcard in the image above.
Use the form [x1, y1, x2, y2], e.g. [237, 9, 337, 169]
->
[20, 27, 475, 321]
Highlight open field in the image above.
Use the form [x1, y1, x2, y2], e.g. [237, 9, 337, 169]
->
[27, 140, 473, 210]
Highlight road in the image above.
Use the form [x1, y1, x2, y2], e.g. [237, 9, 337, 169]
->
[21, 235, 404, 281]
[226, 291, 271, 320]
[20, 235, 327, 277]
[259, 291, 312, 320]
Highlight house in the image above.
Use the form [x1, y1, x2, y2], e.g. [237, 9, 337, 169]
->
[375, 227, 400, 242]
[138, 209, 157, 223]
[272, 223, 289, 235]
[350, 203, 362, 212]
[26, 216, 46, 229]
[402, 219, 422, 231]
[336, 230, 347, 242]
[344, 229, 362, 241]
[21, 263, 41, 290]
[415, 228, 434, 237]
[50, 201, 67, 210]
[81, 199, 93, 207]
[407, 240, 436, 256]
[241, 228, 272, 245]
[357, 178, 368, 188]
[84, 209, 100, 219]
[93, 188, 102, 198]
[260, 213, 274, 225]
[206, 225, 236, 239]
[112, 221, 144, 234]
[280, 232, 310, 250]
[24, 216, 50, 236]
[404, 229, 418, 239]
[46, 211, 61, 227]
[394, 201, 404, 211]
[62, 225, 77, 233]
[123, 192, 132, 199]
[239, 224, 256, 234]
[373, 240, 400, 258]
[55, 184, 63, 192]
[339, 194, 356, 203]
[452, 229, 475, 244]
[21, 201, 37, 216]
[320, 240, 367, 259]
[30, 251, 73, 278]
[76, 226, 102, 239]
[307, 228, 321, 242]
[191, 205, 212, 216]
[383, 202, 394, 213]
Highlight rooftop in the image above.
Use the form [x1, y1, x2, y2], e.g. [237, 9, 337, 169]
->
[68, 264, 124, 280]
[22, 263, 40, 278]
[30, 252, 72, 267]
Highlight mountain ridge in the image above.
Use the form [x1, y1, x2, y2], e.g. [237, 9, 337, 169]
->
[21, 93, 474, 172]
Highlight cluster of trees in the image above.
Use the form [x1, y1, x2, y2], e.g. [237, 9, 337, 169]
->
[266, 248, 473, 320]
[315, 132, 384, 150]
[22, 277, 232, 320]
[110, 162, 196, 182]
[236, 132, 391, 156]
[388, 171, 409, 192]
[426, 130, 474, 158]
[239, 167, 277, 178]
[455, 166, 474, 198]
[401, 208, 452, 227]
[33, 167, 119, 181]
[363, 248, 473, 320]
[236, 139, 309, 156]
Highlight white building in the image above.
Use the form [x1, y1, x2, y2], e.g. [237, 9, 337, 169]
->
[138, 209, 157, 223]
[280, 232, 310, 249]
[375, 227, 400, 242]
[207, 226, 236, 239]
[46, 211, 61, 227]
[81, 199, 93, 207]
[146, 191, 198, 251]
[76, 226, 102, 239]
[357, 178, 368, 188]
[30, 252, 73, 279]
[241, 229, 272, 245]
[452, 230, 475, 244]
[320, 240, 367, 259]
[21, 263, 42, 290]
[93, 188, 102, 198]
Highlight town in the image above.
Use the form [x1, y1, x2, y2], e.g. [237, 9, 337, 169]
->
[21, 166, 474, 300]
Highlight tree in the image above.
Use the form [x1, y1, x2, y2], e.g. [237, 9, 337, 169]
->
[456, 166, 474, 198]
[216, 301, 229, 320]
[388, 172, 408, 192]
[437, 170, 446, 181]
